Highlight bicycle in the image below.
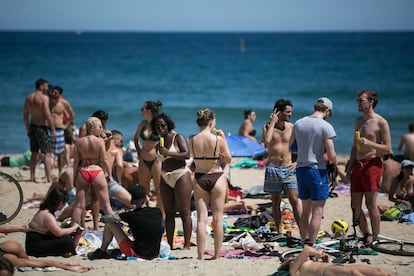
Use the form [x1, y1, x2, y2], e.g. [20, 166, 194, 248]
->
[279, 210, 414, 263]
[0, 171, 24, 224]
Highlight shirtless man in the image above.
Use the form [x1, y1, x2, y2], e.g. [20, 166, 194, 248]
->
[262, 99, 301, 233]
[397, 122, 414, 161]
[54, 86, 76, 167]
[346, 90, 392, 244]
[278, 245, 395, 276]
[23, 78, 56, 182]
[48, 86, 69, 174]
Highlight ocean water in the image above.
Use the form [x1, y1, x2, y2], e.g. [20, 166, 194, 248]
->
[0, 32, 413, 155]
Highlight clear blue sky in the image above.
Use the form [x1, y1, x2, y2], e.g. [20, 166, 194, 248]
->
[1, 0, 414, 32]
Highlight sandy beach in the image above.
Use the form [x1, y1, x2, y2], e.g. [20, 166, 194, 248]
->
[1, 158, 414, 276]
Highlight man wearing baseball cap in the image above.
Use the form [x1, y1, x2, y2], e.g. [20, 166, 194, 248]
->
[88, 184, 163, 260]
[291, 97, 337, 245]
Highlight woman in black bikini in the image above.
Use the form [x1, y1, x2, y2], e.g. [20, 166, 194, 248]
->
[189, 109, 232, 260]
[238, 109, 257, 141]
[133, 101, 164, 218]
[152, 113, 193, 250]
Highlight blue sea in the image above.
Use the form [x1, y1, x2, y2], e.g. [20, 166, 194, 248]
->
[1, 32, 413, 155]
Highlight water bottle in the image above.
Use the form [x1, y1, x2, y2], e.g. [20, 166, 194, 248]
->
[159, 240, 171, 258]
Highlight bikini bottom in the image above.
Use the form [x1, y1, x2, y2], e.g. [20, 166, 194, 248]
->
[161, 167, 191, 188]
[79, 168, 102, 184]
[194, 172, 223, 192]
[142, 159, 156, 169]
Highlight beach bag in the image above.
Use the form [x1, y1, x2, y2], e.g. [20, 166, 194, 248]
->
[383, 206, 402, 221]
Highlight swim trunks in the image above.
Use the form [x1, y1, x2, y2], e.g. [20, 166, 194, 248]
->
[350, 157, 383, 193]
[264, 163, 297, 193]
[296, 167, 329, 201]
[79, 168, 102, 184]
[108, 178, 123, 197]
[49, 128, 65, 155]
[29, 124, 52, 153]
[161, 167, 191, 188]
[194, 172, 223, 192]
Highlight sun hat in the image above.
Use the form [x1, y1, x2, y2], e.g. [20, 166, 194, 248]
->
[130, 185, 147, 206]
[401, 159, 414, 168]
[316, 97, 333, 116]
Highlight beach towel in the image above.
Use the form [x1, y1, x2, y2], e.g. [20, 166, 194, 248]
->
[17, 267, 64, 272]
[400, 212, 414, 225]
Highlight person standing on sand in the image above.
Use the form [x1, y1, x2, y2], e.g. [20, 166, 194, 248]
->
[291, 97, 336, 245]
[262, 99, 301, 233]
[71, 117, 114, 227]
[238, 110, 257, 141]
[152, 113, 193, 250]
[23, 78, 56, 183]
[133, 101, 164, 219]
[48, 86, 68, 175]
[54, 86, 76, 168]
[189, 109, 232, 260]
[346, 90, 392, 245]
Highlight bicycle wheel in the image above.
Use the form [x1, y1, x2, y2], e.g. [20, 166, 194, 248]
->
[0, 171, 23, 224]
[370, 239, 414, 256]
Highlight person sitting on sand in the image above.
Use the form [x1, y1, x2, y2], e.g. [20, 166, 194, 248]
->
[25, 188, 80, 258]
[278, 245, 395, 276]
[387, 160, 414, 209]
[0, 240, 90, 273]
[87, 185, 163, 260]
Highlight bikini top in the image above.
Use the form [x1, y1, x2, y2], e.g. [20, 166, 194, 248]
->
[140, 124, 160, 141]
[248, 129, 257, 136]
[79, 135, 102, 167]
[159, 134, 179, 161]
[192, 134, 219, 160]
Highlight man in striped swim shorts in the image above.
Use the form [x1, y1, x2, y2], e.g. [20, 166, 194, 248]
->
[263, 99, 301, 233]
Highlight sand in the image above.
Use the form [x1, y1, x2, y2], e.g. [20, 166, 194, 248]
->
[1, 159, 413, 276]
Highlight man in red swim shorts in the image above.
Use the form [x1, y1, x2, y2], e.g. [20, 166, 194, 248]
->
[346, 90, 392, 245]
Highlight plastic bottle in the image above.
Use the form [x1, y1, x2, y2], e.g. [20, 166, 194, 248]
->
[159, 240, 171, 258]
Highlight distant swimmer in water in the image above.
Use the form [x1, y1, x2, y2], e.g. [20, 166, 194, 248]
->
[238, 110, 257, 141]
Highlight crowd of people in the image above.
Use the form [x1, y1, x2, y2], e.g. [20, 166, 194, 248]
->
[1, 78, 411, 274]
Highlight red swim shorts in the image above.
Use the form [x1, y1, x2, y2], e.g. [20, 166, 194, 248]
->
[119, 238, 157, 260]
[350, 157, 383, 193]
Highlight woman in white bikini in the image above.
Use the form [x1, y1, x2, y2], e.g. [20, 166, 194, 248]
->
[152, 113, 193, 250]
